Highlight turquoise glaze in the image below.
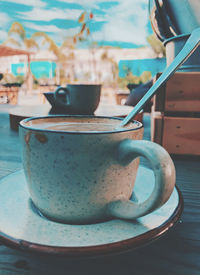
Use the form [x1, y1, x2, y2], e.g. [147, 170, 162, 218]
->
[19, 116, 176, 224]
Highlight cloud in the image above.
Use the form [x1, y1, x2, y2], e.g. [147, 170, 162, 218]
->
[0, 12, 11, 43]
[57, 0, 99, 8]
[1, 0, 46, 7]
[24, 21, 80, 42]
[47, 26, 80, 45]
[61, 26, 80, 37]
[56, 0, 149, 45]
[24, 22, 63, 33]
[57, 0, 116, 3]
[0, 30, 8, 41]
[92, 0, 149, 45]
[0, 12, 11, 27]
[17, 7, 82, 21]
[0, 0, 150, 47]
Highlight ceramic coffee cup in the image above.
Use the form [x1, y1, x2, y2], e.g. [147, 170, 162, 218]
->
[19, 115, 175, 224]
[53, 84, 101, 114]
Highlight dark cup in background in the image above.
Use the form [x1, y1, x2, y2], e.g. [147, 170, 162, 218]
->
[46, 84, 102, 115]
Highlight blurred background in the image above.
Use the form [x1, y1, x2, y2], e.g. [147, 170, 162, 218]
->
[0, 0, 166, 104]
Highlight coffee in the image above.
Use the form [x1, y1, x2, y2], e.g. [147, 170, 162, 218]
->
[21, 117, 140, 132]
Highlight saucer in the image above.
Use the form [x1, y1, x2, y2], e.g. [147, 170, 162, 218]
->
[0, 166, 183, 257]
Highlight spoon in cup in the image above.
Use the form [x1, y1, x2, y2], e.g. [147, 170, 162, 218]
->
[119, 27, 200, 127]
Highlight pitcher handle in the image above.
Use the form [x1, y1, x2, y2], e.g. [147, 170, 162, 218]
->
[54, 87, 70, 107]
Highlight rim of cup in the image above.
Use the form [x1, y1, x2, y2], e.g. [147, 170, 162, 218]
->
[19, 115, 143, 135]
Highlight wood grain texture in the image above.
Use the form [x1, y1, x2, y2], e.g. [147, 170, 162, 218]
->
[162, 117, 200, 155]
[165, 72, 200, 113]
[153, 72, 200, 113]
[0, 112, 199, 274]
[151, 113, 200, 155]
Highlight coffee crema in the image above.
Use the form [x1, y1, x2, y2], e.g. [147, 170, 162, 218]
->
[21, 117, 141, 133]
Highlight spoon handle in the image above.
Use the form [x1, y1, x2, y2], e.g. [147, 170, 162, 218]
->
[120, 28, 200, 127]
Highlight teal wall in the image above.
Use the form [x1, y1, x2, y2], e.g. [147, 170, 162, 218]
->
[11, 61, 56, 79]
[11, 63, 25, 76]
[118, 58, 166, 78]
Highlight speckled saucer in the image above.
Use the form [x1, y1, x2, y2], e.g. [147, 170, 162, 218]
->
[0, 166, 183, 257]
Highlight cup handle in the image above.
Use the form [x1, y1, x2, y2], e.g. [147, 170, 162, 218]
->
[107, 139, 176, 220]
[54, 87, 70, 107]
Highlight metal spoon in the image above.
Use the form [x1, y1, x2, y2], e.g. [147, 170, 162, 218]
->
[119, 27, 200, 127]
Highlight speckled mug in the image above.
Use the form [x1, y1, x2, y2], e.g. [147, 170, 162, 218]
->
[19, 115, 176, 224]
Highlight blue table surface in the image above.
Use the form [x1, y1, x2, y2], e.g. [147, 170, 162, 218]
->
[0, 111, 199, 275]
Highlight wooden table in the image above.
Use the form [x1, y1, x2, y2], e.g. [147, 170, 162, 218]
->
[0, 111, 199, 274]
[9, 103, 143, 131]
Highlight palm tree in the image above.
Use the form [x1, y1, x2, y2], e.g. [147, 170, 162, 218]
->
[4, 22, 66, 91]
[4, 22, 39, 50]
[32, 32, 69, 84]
[4, 22, 41, 92]
[31, 32, 63, 60]
[5, 22, 66, 60]
[60, 11, 97, 83]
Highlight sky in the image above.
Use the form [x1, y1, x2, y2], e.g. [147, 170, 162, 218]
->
[0, 0, 153, 49]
